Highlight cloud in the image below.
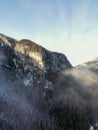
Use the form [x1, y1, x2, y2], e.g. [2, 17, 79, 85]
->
[1, 0, 98, 65]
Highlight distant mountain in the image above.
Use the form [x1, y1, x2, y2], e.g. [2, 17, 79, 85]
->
[0, 33, 98, 130]
[84, 58, 98, 72]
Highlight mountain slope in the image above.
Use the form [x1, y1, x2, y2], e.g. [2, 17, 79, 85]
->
[0, 34, 73, 130]
[0, 33, 98, 130]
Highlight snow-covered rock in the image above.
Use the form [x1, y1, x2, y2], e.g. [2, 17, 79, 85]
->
[90, 126, 94, 130]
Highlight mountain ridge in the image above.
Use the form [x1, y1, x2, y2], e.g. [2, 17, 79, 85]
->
[0, 33, 72, 71]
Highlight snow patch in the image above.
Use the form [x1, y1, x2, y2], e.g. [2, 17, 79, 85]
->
[44, 80, 52, 89]
[23, 79, 30, 86]
[12, 58, 19, 69]
[0, 40, 4, 46]
[38, 80, 41, 84]
[90, 125, 94, 130]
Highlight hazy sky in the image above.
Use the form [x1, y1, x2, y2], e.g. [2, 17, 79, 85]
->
[0, 0, 98, 65]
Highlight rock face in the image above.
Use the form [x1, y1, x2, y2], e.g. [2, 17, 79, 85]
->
[14, 39, 72, 72]
[0, 33, 72, 88]
[0, 33, 17, 47]
[0, 33, 73, 130]
[0, 33, 72, 81]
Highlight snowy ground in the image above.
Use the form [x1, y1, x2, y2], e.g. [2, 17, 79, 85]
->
[90, 126, 94, 130]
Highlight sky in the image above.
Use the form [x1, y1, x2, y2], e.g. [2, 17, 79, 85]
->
[0, 0, 98, 65]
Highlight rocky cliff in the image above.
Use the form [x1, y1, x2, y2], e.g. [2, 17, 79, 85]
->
[0, 33, 72, 89]
[0, 33, 71, 71]
[0, 33, 73, 130]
